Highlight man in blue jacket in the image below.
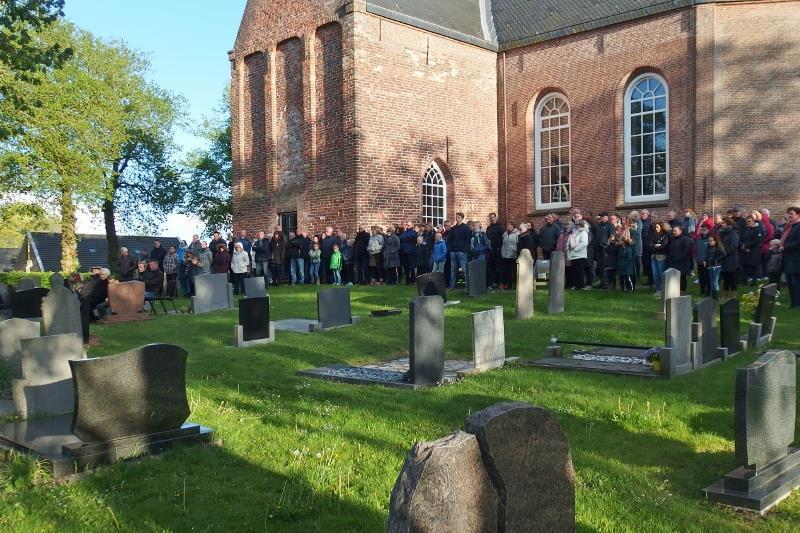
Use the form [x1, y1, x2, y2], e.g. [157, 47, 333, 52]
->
[398, 222, 418, 285]
[448, 212, 472, 289]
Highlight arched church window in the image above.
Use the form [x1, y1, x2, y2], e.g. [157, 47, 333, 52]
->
[625, 73, 669, 202]
[422, 162, 447, 227]
[535, 94, 571, 209]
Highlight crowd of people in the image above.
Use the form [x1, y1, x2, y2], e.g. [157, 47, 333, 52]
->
[66, 204, 800, 319]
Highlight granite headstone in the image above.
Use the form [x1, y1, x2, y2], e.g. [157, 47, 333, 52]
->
[516, 249, 534, 320]
[15, 278, 39, 291]
[49, 273, 65, 290]
[472, 306, 506, 372]
[466, 260, 487, 297]
[0, 318, 40, 375]
[755, 283, 778, 336]
[191, 273, 234, 314]
[10, 287, 48, 319]
[243, 276, 267, 298]
[660, 296, 693, 377]
[409, 296, 444, 387]
[235, 296, 274, 347]
[317, 287, 353, 329]
[42, 286, 83, 338]
[0, 282, 10, 308]
[693, 298, 720, 366]
[416, 272, 447, 302]
[720, 298, 741, 355]
[548, 251, 566, 314]
[660, 268, 681, 316]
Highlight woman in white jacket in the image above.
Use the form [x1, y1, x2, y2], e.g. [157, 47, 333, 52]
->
[500, 223, 519, 289]
[230, 242, 251, 295]
[567, 221, 590, 290]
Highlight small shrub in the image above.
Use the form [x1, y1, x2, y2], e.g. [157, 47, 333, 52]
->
[0, 451, 52, 493]
[0, 271, 92, 289]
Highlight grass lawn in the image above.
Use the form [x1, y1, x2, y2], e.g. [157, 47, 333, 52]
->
[1, 281, 799, 532]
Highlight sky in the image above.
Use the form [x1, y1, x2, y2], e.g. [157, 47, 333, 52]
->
[63, 0, 248, 238]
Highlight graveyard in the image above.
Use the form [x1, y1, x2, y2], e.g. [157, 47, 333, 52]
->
[0, 282, 798, 530]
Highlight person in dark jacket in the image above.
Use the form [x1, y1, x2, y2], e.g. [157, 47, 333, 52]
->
[604, 235, 620, 290]
[209, 232, 226, 258]
[538, 213, 562, 260]
[486, 212, 504, 288]
[320, 227, 337, 284]
[694, 225, 712, 297]
[666, 225, 693, 292]
[148, 240, 167, 271]
[117, 247, 138, 282]
[84, 269, 110, 321]
[141, 259, 164, 299]
[447, 212, 472, 289]
[516, 223, 537, 258]
[617, 237, 636, 292]
[740, 215, 764, 285]
[718, 219, 740, 299]
[213, 244, 231, 274]
[639, 209, 654, 286]
[594, 212, 615, 288]
[251, 231, 270, 282]
[705, 233, 727, 299]
[398, 222, 418, 285]
[353, 225, 370, 285]
[268, 231, 286, 287]
[288, 232, 307, 286]
[650, 221, 670, 294]
[780, 206, 800, 308]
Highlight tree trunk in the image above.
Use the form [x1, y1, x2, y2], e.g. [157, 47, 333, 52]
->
[59, 187, 78, 273]
[104, 197, 119, 274]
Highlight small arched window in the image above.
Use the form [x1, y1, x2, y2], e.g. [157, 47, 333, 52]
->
[625, 73, 669, 202]
[535, 94, 571, 209]
[422, 162, 447, 227]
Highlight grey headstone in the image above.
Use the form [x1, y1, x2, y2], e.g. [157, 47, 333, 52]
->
[516, 249, 534, 320]
[720, 299, 741, 354]
[467, 260, 487, 297]
[472, 306, 506, 371]
[69, 344, 190, 443]
[755, 284, 778, 335]
[0, 283, 10, 307]
[735, 351, 796, 468]
[317, 288, 352, 329]
[0, 318, 41, 375]
[465, 402, 576, 532]
[11, 333, 86, 418]
[409, 296, 444, 386]
[661, 268, 681, 313]
[661, 296, 693, 377]
[49, 273, 64, 289]
[693, 298, 719, 365]
[416, 272, 447, 302]
[42, 287, 83, 338]
[243, 276, 266, 298]
[237, 296, 273, 344]
[548, 251, 566, 314]
[387, 431, 500, 533]
[10, 287, 49, 319]
[191, 273, 234, 314]
[15, 278, 39, 291]
[535, 259, 551, 280]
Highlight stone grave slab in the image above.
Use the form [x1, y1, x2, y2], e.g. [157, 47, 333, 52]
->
[297, 357, 466, 390]
[548, 251, 566, 314]
[103, 281, 149, 323]
[465, 402, 575, 532]
[416, 272, 447, 302]
[659, 268, 682, 318]
[516, 249, 534, 320]
[243, 276, 266, 298]
[409, 296, 445, 387]
[720, 298, 743, 356]
[704, 350, 800, 513]
[10, 287, 48, 319]
[317, 287, 356, 329]
[15, 278, 39, 291]
[466, 260, 487, 297]
[660, 296, 694, 377]
[42, 286, 83, 338]
[235, 296, 274, 347]
[471, 306, 506, 372]
[693, 298, 724, 366]
[11, 333, 85, 418]
[190, 273, 234, 315]
[273, 318, 320, 334]
[0, 318, 40, 375]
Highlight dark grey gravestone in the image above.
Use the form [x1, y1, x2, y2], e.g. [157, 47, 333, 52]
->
[387, 431, 500, 533]
[693, 298, 720, 366]
[317, 287, 353, 329]
[465, 402, 575, 532]
[15, 278, 39, 291]
[660, 296, 693, 377]
[0, 318, 41, 375]
[466, 260, 487, 297]
[49, 273, 64, 289]
[704, 351, 800, 513]
[69, 344, 190, 443]
[516, 249, 534, 320]
[190, 273, 234, 314]
[10, 287, 49, 319]
[755, 283, 778, 335]
[42, 287, 82, 338]
[243, 276, 266, 298]
[0, 283, 11, 308]
[11, 333, 85, 418]
[416, 272, 447, 302]
[409, 296, 444, 387]
[472, 306, 506, 372]
[548, 251, 566, 314]
[720, 299, 741, 355]
[235, 296, 274, 347]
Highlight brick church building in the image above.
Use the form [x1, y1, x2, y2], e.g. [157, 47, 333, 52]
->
[230, 0, 800, 234]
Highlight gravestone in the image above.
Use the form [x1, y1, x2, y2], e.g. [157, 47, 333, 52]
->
[720, 299, 742, 355]
[548, 251, 566, 314]
[104, 281, 149, 322]
[472, 306, 506, 372]
[692, 298, 722, 366]
[243, 276, 266, 298]
[49, 273, 64, 289]
[416, 272, 447, 302]
[659, 268, 682, 317]
[387, 431, 500, 532]
[703, 351, 800, 513]
[15, 278, 38, 291]
[660, 296, 693, 377]
[10, 287, 48, 319]
[11, 333, 86, 418]
[516, 249, 534, 320]
[190, 273, 234, 314]
[0, 283, 10, 308]
[535, 259, 551, 280]
[317, 287, 356, 329]
[465, 402, 575, 532]
[0, 318, 40, 375]
[235, 296, 274, 347]
[466, 260, 487, 297]
[42, 286, 83, 338]
[408, 296, 444, 387]
[749, 284, 778, 347]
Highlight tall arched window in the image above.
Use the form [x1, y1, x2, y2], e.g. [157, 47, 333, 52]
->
[422, 162, 447, 226]
[625, 73, 668, 203]
[535, 94, 571, 209]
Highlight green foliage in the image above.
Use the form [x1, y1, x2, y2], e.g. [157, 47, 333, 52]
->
[0, 270, 89, 288]
[0, 201, 59, 247]
[0, 450, 51, 493]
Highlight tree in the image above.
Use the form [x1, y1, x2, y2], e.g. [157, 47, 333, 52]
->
[0, 201, 59, 248]
[182, 93, 232, 235]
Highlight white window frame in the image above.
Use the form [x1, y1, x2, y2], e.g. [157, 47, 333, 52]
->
[624, 73, 669, 204]
[534, 93, 572, 210]
[422, 161, 447, 227]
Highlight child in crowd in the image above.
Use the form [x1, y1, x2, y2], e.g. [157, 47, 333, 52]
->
[432, 232, 447, 273]
[342, 238, 355, 286]
[706, 234, 726, 300]
[617, 237, 636, 292]
[330, 243, 343, 285]
[604, 235, 620, 290]
[309, 242, 322, 285]
[766, 239, 783, 286]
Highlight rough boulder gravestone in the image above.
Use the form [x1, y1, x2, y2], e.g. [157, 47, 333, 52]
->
[235, 296, 274, 347]
[243, 276, 266, 298]
[42, 286, 83, 338]
[416, 272, 447, 302]
[548, 251, 566, 314]
[10, 287, 49, 319]
[408, 296, 444, 387]
[191, 273, 234, 314]
[516, 248, 534, 320]
[466, 260, 487, 297]
[703, 350, 800, 513]
[471, 306, 506, 372]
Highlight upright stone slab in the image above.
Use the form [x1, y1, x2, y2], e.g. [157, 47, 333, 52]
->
[235, 296, 274, 347]
[472, 307, 506, 372]
[720, 298, 742, 355]
[466, 260, 487, 297]
[416, 272, 447, 302]
[15, 278, 38, 291]
[750, 284, 778, 345]
[409, 296, 444, 387]
[191, 273, 234, 314]
[49, 273, 64, 289]
[0, 318, 40, 375]
[10, 287, 48, 319]
[660, 296, 693, 377]
[42, 286, 83, 338]
[387, 431, 500, 533]
[104, 281, 148, 322]
[660, 268, 681, 317]
[465, 402, 575, 532]
[548, 251, 566, 314]
[693, 298, 721, 366]
[516, 249, 534, 320]
[704, 351, 800, 513]
[11, 333, 86, 418]
[317, 287, 353, 329]
[0, 282, 10, 308]
[243, 276, 266, 298]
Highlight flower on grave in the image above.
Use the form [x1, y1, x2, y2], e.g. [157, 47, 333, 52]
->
[549, 336, 558, 345]
[643, 347, 660, 362]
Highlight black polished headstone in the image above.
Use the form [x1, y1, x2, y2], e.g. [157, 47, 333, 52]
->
[720, 299, 741, 354]
[416, 272, 447, 302]
[755, 284, 778, 332]
[693, 298, 719, 365]
[317, 287, 352, 329]
[69, 344, 190, 443]
[466, 260, 487, 297]
[409, 296, 444, 387]
[239, 296, 270, 342]
[10, 287, 49, 319]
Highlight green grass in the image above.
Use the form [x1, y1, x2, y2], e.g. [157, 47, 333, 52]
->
[0, 282, 798, 532]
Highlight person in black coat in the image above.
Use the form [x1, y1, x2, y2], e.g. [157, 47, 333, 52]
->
[516, 223, 538, 258]
[740, 215, 764, 284]
[718, 219, 740, 298]
[268, 231, 287, 287]
[665, 225, 693, 292]
[353, 225, 370, 284]
[148, 240, 167, 271]
[781, 206, 800, 308]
